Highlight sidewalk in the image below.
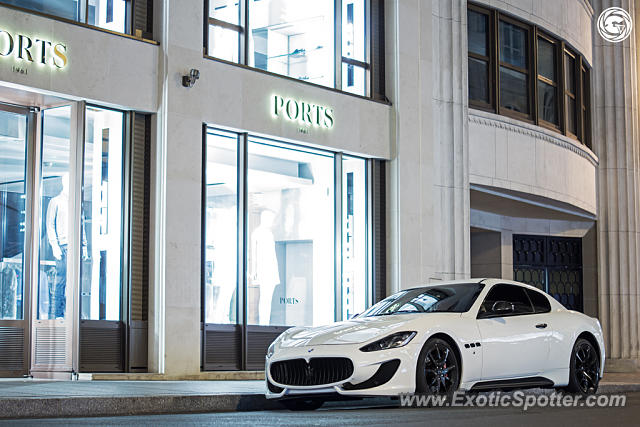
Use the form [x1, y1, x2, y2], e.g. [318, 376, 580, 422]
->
[1, 373, 639, 419]
[0, 380, 277, 419]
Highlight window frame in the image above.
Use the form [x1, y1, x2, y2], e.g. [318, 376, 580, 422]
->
[496, 14, 534, 122]
[563, 48, 579, 139]
[535, 30, 561, 130]
[580, 62, 592, 149]
[203, 0, 378, 99]
[467, 4, 494, 112]
[467, 3, 592, 148]
[477, 283, 535, 319]
[525, 288, 552, 314]
[201, 125, 374, 329]
[0, 0, 141, 41]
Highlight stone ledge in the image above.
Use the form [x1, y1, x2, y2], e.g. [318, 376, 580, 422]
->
[469, 109, 599, 167]
[605, 359, 640, 373]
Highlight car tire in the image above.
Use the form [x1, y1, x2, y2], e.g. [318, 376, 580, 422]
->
[566, 338, 600, 395]
[281, 398, 325, 411]
[415, 337, 460, 396]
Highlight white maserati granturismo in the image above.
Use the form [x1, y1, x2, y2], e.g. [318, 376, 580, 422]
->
[265, 279, 605, 410]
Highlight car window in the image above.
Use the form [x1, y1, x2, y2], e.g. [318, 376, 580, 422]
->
[525, 288, 551, 313]
[479, 284, 534, 317]
[360, 283, 485, 317]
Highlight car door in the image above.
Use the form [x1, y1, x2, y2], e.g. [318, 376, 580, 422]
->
[476, 284, 550, 380]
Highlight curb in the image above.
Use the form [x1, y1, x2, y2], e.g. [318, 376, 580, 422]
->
[0, 394, 283, 419]
[1, 383, 638, 419]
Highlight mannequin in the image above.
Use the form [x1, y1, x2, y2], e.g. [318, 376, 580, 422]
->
[250, 210, 280, 325]
[46, 173, 69, 319]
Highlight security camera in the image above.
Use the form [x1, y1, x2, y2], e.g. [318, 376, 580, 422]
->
[182, 68, 200, 88]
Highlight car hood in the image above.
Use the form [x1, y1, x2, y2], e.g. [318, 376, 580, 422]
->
[278, 313, 456, 347]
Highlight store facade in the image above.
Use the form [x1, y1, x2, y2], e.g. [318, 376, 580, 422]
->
[2, 0, 640, 379]
[0, 1, 156, 378]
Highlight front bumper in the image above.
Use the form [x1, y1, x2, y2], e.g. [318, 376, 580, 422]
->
[265, 343, 419, 398]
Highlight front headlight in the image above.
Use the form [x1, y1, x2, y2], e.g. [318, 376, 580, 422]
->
[266, 342, 276, 359]
[359, 331, 417, 352]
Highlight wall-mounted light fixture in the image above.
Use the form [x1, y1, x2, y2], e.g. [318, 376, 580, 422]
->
[182, 69, 200, 88]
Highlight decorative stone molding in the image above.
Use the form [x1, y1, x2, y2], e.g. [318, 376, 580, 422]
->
[469, 110, 599, 167]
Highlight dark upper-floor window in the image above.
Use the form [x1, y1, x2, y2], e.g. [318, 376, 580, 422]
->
[468, 7, 491, 105]
[536, 34, 559, 126]
[499, 19, 530, 116]
[204, 0, 385, 100]
[467, 3, 592, 149]
[0, 0, 154, 39]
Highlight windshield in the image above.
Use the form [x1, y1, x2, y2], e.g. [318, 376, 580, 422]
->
[360, 283, 485, 317]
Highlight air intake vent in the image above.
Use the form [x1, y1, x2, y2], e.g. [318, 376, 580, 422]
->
[35, 327, 66, 365]
[0, 327, 24, 370]
[204, 327, 241, 370]
[79, 321, 123, 372]
[270, 357, 354, 386]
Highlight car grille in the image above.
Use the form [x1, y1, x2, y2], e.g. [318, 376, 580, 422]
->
[270, 357, 354, 386]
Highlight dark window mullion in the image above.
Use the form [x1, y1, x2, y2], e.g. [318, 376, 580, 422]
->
[469, 52, 490, 62]
[577, 57, 584, 143]
[208, 17, 244, 33]
[532, 26, 538, 126]
[559, 41, 567, 135]
[204, 0, 209, 55]
[242, 0, 249, 66]
[494, 10, 501, 115]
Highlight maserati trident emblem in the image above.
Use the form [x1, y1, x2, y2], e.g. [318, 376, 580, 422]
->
[597, 7, 633, 43]
[304, 362, 314, 379]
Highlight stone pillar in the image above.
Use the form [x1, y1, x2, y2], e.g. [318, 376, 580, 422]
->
[592, 0, 640, 370]
[386, 0, 470, 293]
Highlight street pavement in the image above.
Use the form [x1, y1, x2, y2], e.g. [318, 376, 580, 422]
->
[2, 391, 639, 427]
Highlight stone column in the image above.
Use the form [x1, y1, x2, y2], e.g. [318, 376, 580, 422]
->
[592, 0, 640, 369]
[385, 0, 470, 293]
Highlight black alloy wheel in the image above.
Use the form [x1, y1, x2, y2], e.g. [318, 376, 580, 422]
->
[416, 338, 460, 395]
[567, 338, 600, 394]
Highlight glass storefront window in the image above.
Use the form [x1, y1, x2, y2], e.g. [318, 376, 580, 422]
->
[247, 138, 335, 327]
[341, 156, 367, 319]
[207, 26, 241, 63]
[0, 0, 127, 34]
[204, 130, 238, 325]
[342, 0, 366, 63]
[80, 107, 124, 321]
[0, 0, 81, 21]
[38, 106, 72, 320]
[209, 0, 240, 24]
[0, 109, 27, 320]
[87, 0, 127, 34]
[249, 0, 335, 87]
[206, 1, 374, 96]
[203, 129, 372, 332]
[206, 0, 242, 62]
[342, 63, 366, 96]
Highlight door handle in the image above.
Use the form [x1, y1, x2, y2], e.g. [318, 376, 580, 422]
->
[535, 323, 548, 329]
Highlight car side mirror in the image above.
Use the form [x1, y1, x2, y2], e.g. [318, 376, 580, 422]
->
[491, 301, 515, 315]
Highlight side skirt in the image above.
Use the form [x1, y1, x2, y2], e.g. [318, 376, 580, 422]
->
[470, 376, 555, 391]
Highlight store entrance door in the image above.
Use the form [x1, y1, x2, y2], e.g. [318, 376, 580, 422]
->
[0, 103, 35, 377]
[0, 101, 83, 379]
[30, 104, 81, 379]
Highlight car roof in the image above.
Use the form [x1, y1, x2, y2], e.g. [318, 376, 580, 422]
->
[405, 278, 549, 294]
[404, 279, 486, 291]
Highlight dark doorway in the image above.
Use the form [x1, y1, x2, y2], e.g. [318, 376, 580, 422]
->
[513, 235, 583, 311]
